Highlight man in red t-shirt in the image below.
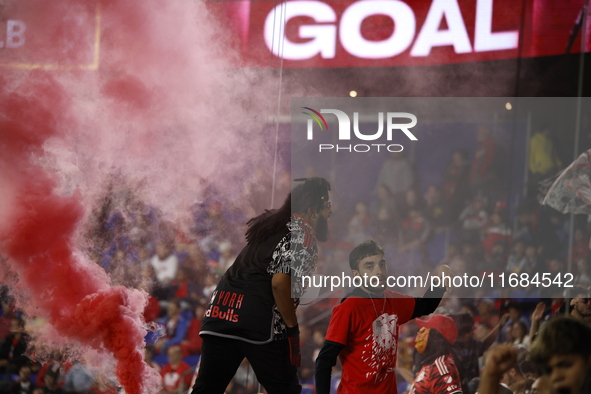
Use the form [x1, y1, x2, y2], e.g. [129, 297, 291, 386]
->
[315, 240, 451, 394]
[410, 315, 462, 394]
[161, 345, 193, 393]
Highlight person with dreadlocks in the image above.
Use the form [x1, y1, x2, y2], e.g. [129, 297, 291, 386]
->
[192, 177, 332, 394]
[410, 314, 462, 394]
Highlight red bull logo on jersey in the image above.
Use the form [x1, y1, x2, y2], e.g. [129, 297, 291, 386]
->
[204, 290, 245, 323]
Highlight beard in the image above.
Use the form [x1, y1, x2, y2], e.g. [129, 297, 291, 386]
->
[316, 215, 329, 242]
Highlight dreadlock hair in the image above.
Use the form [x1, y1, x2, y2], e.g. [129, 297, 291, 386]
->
[244, 177, 331, 245]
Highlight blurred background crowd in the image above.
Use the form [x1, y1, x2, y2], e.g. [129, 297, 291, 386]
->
[1, 121, 591, 394]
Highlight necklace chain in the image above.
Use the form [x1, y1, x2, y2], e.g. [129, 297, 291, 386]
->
[369, 294, 387, 318]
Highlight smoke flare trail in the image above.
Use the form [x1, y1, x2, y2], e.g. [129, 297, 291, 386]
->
[0, 73, 161, 393]
[0, 0, 284, 392]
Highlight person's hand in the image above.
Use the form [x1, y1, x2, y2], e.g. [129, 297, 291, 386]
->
[483, 344, 517, 378]
[436, 264, 454, 277]
[435, 264, 454, 292]
[531, 302, 545, 323]
[286, 324, 301, 367]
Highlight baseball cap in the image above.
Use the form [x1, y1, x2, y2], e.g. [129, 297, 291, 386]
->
[416, 314, 458, 344]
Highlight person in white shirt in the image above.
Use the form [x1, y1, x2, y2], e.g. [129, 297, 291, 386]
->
[150, 240, 178, 286]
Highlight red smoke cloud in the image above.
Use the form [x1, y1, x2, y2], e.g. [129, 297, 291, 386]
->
[0, 0, 281, 392]
[0, 73, 160, 393]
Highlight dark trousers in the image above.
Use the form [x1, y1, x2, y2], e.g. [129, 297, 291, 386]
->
[191, 335, 301, 394]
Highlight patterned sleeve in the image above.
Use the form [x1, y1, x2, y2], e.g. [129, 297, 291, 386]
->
[267, 233, 291, 275]
[267, 217, 318, 298]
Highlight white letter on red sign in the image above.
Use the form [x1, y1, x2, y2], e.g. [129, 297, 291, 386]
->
[411, 0, 471, 57]
[264, 1, 336, 60]
[340, 0, 415, 59]
[6, 20, 26, 48]
[474, 0, 518, 52]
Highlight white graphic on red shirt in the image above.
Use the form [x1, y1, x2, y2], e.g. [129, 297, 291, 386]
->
[163, 372, 180, 391]
[361, 312, 398, 382]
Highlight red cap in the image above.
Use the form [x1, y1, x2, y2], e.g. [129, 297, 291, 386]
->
[416, 315, 458, 344]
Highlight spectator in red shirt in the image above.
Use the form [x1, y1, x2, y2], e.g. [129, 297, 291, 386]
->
[161, 345, 193, 393]
[315, 241, 450, 394]
[143, 294, 161, 324]
[410, 315, 462, 394]
[180, 304, 204, 356]
[170, 266, 200, 310]
[481, 211, 512, 258]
